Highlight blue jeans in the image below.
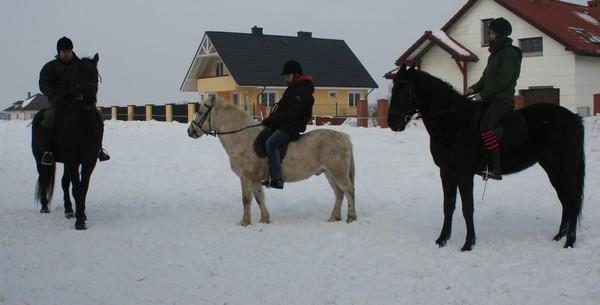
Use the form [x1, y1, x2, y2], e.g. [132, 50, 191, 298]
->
[265, 130, 290, 181]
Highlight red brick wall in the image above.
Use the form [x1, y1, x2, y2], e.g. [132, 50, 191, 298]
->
[377, 99, 390, 128]
[356, 100, 368, 128]
[594, 94, 600, 115]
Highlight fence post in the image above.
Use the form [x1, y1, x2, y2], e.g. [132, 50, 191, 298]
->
[127, 105, 134, 121]
[145, 104, 153, 121]
[356, 99, 368, 127]
[111, 106, 117, 120]
[377, 98, 390, 128]
[187, 103, 196, 123]
[594, 93, 600, 115]
[335, 103, 338, 117]
[256, 103, 266, 120]
[165, 104, 173, 122]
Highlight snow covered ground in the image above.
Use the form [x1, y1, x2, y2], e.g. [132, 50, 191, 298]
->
[1, 118, 599, 305]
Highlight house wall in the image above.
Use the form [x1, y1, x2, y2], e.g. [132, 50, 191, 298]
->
[198, 86, 369, 117]
[574, 55, 600, 115]
[419, 0, 588, 112]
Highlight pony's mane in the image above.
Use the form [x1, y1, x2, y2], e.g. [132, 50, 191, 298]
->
[413, 69, 464, 98]
[213, 97, 254, 123]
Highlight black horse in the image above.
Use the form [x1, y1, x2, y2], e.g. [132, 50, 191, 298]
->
[387, 65, 585, 251]
[32, 54, 103, 230]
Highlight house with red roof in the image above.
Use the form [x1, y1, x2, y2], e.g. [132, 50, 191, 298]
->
[387, 0, 600, 116]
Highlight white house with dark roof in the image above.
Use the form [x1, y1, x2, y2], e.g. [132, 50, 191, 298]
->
[387, 0, 600, 115]
[3, 93, 49, 120]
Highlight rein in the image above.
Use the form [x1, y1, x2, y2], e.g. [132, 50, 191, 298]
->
[190, 105, 262, 137]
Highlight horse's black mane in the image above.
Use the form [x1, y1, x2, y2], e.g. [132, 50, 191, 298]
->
[411, 69, 465, 101]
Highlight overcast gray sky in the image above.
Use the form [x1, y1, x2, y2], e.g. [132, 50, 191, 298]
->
[0, 0, 587, 110]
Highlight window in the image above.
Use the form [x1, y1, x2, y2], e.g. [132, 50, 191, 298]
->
[243, 93, 249, 111]
[481, 19, 493, 46]
[348, 92, 361, 107]
[215, 62, 224, 76]
[261, 92, 277, 108]
[329, 91, 338, 98]
[231, 93, 239, 106]
[519, 37, 543, 57]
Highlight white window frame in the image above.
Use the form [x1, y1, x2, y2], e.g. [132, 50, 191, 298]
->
[243, 93, 249, 112]
[215, 62, 224, 76]
[481, 18, 493, 47]
[261, 91, 278, 108]
[348, 92, 362, 107]
[519, 37, 543, 57]
[231, 92, 239, 106]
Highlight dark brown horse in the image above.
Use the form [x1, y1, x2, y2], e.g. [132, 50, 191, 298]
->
[388, 65, 585, 250]
[32, 54, 103, 230]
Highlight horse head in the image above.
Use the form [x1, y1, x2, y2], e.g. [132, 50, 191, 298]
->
[188, 95, 218, 139]
[76, 53, 100, 109]
[388, 64, 419, 132]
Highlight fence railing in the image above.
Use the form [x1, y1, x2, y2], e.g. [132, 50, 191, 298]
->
[98, 99, 391, 128]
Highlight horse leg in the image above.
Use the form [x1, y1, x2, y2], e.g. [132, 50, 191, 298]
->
[79, 161, 97, 223]
[324, 171, 343, 222]
[327, 168, 356, 223]
[239, 178, 253, 226]
[538, 159, 570, 241]
[62, 167, 74, 218]
[66, 163, 86, 230]
[252, 183, 270, 224]
[457, 174, 476, 251]
[436, 169, 458, 248]
[38, 163, 51, 213]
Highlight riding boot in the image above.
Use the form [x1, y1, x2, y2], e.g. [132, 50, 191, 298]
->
[98, 148, 111, 161]
[270, 178, 284, 189]
[39, 126, 55, 166]
[485, 149, 502, 181]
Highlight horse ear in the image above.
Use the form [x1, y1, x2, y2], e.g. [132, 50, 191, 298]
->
[400, 64, 407, 72]
[209, 95, 216, 105]
[93, 53, 99, 64]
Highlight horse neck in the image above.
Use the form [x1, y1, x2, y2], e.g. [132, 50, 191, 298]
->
[418, 81, 473, 137]
[213, 105, 259, 156]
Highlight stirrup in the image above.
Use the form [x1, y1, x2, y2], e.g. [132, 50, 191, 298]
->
[41, 152, 54, 166]
[482, 167, 502, 181]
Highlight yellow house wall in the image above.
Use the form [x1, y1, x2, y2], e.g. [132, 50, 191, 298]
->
[197, 75, 237, 92]
[198, 86, 369, 117]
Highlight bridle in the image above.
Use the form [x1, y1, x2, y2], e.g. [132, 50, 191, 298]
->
[190, 104, 262, 137]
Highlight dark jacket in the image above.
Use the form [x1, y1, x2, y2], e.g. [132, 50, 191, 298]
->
[470, 38, 522, 105]
[262, 76, 315, 138]
[39, 54, 80, 104]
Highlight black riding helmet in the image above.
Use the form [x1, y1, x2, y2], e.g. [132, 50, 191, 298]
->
[57, 36, 73, 53]
[490, 18, 512, 39]
[281, 60, 303, 75]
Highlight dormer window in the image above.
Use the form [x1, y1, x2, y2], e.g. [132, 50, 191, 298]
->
[481, 19, 493, 46]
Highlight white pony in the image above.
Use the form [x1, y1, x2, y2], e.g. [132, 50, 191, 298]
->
[188, 96, 356, 225]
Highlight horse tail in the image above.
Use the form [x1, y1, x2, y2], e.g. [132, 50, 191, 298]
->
[349, 146, 355, 186]
[35, 162, 56, 206]
[575, 115, 585, 223]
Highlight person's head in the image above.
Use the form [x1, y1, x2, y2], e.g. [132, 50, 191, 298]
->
[489, 18, 512, 43]
[57, 36, 74, 62]
[281, 60, 303, 85]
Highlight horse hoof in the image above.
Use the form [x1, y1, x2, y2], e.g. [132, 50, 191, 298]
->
[328, 216, 342, 222]
[239, 221, 251, 227]
[563, 238, 575, 248]
[40, 208, 50, 214]
[460, 244, 473, 252]
[346, 215, 357, 223]
[75, 222, 87, 230]
[436, 239, 448, 248]
[259, 218, 270, 224]
[65, 211, 75, 219]
[552, 232, 566, 241]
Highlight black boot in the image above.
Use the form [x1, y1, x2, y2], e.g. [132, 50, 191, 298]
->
[484, 149, 502, 181]
[39, 127, 54, 166]
[98, 148, 110, 162]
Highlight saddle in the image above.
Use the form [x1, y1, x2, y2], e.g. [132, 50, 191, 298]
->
[253, 128, 300, 160]
[474, 106, 528, 147]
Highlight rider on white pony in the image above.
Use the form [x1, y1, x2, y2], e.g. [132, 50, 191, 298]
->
[261, 60, 315, 189]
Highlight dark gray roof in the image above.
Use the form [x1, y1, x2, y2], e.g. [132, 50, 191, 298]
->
[206, 31, 378, 88]
[3, 94, 48, 112]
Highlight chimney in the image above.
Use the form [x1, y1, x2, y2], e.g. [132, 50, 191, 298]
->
[589, 1, 600, 20]
[297, 31, 312, 38]
[27, 91, 31, 99]
[251, 26, 263, 35]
